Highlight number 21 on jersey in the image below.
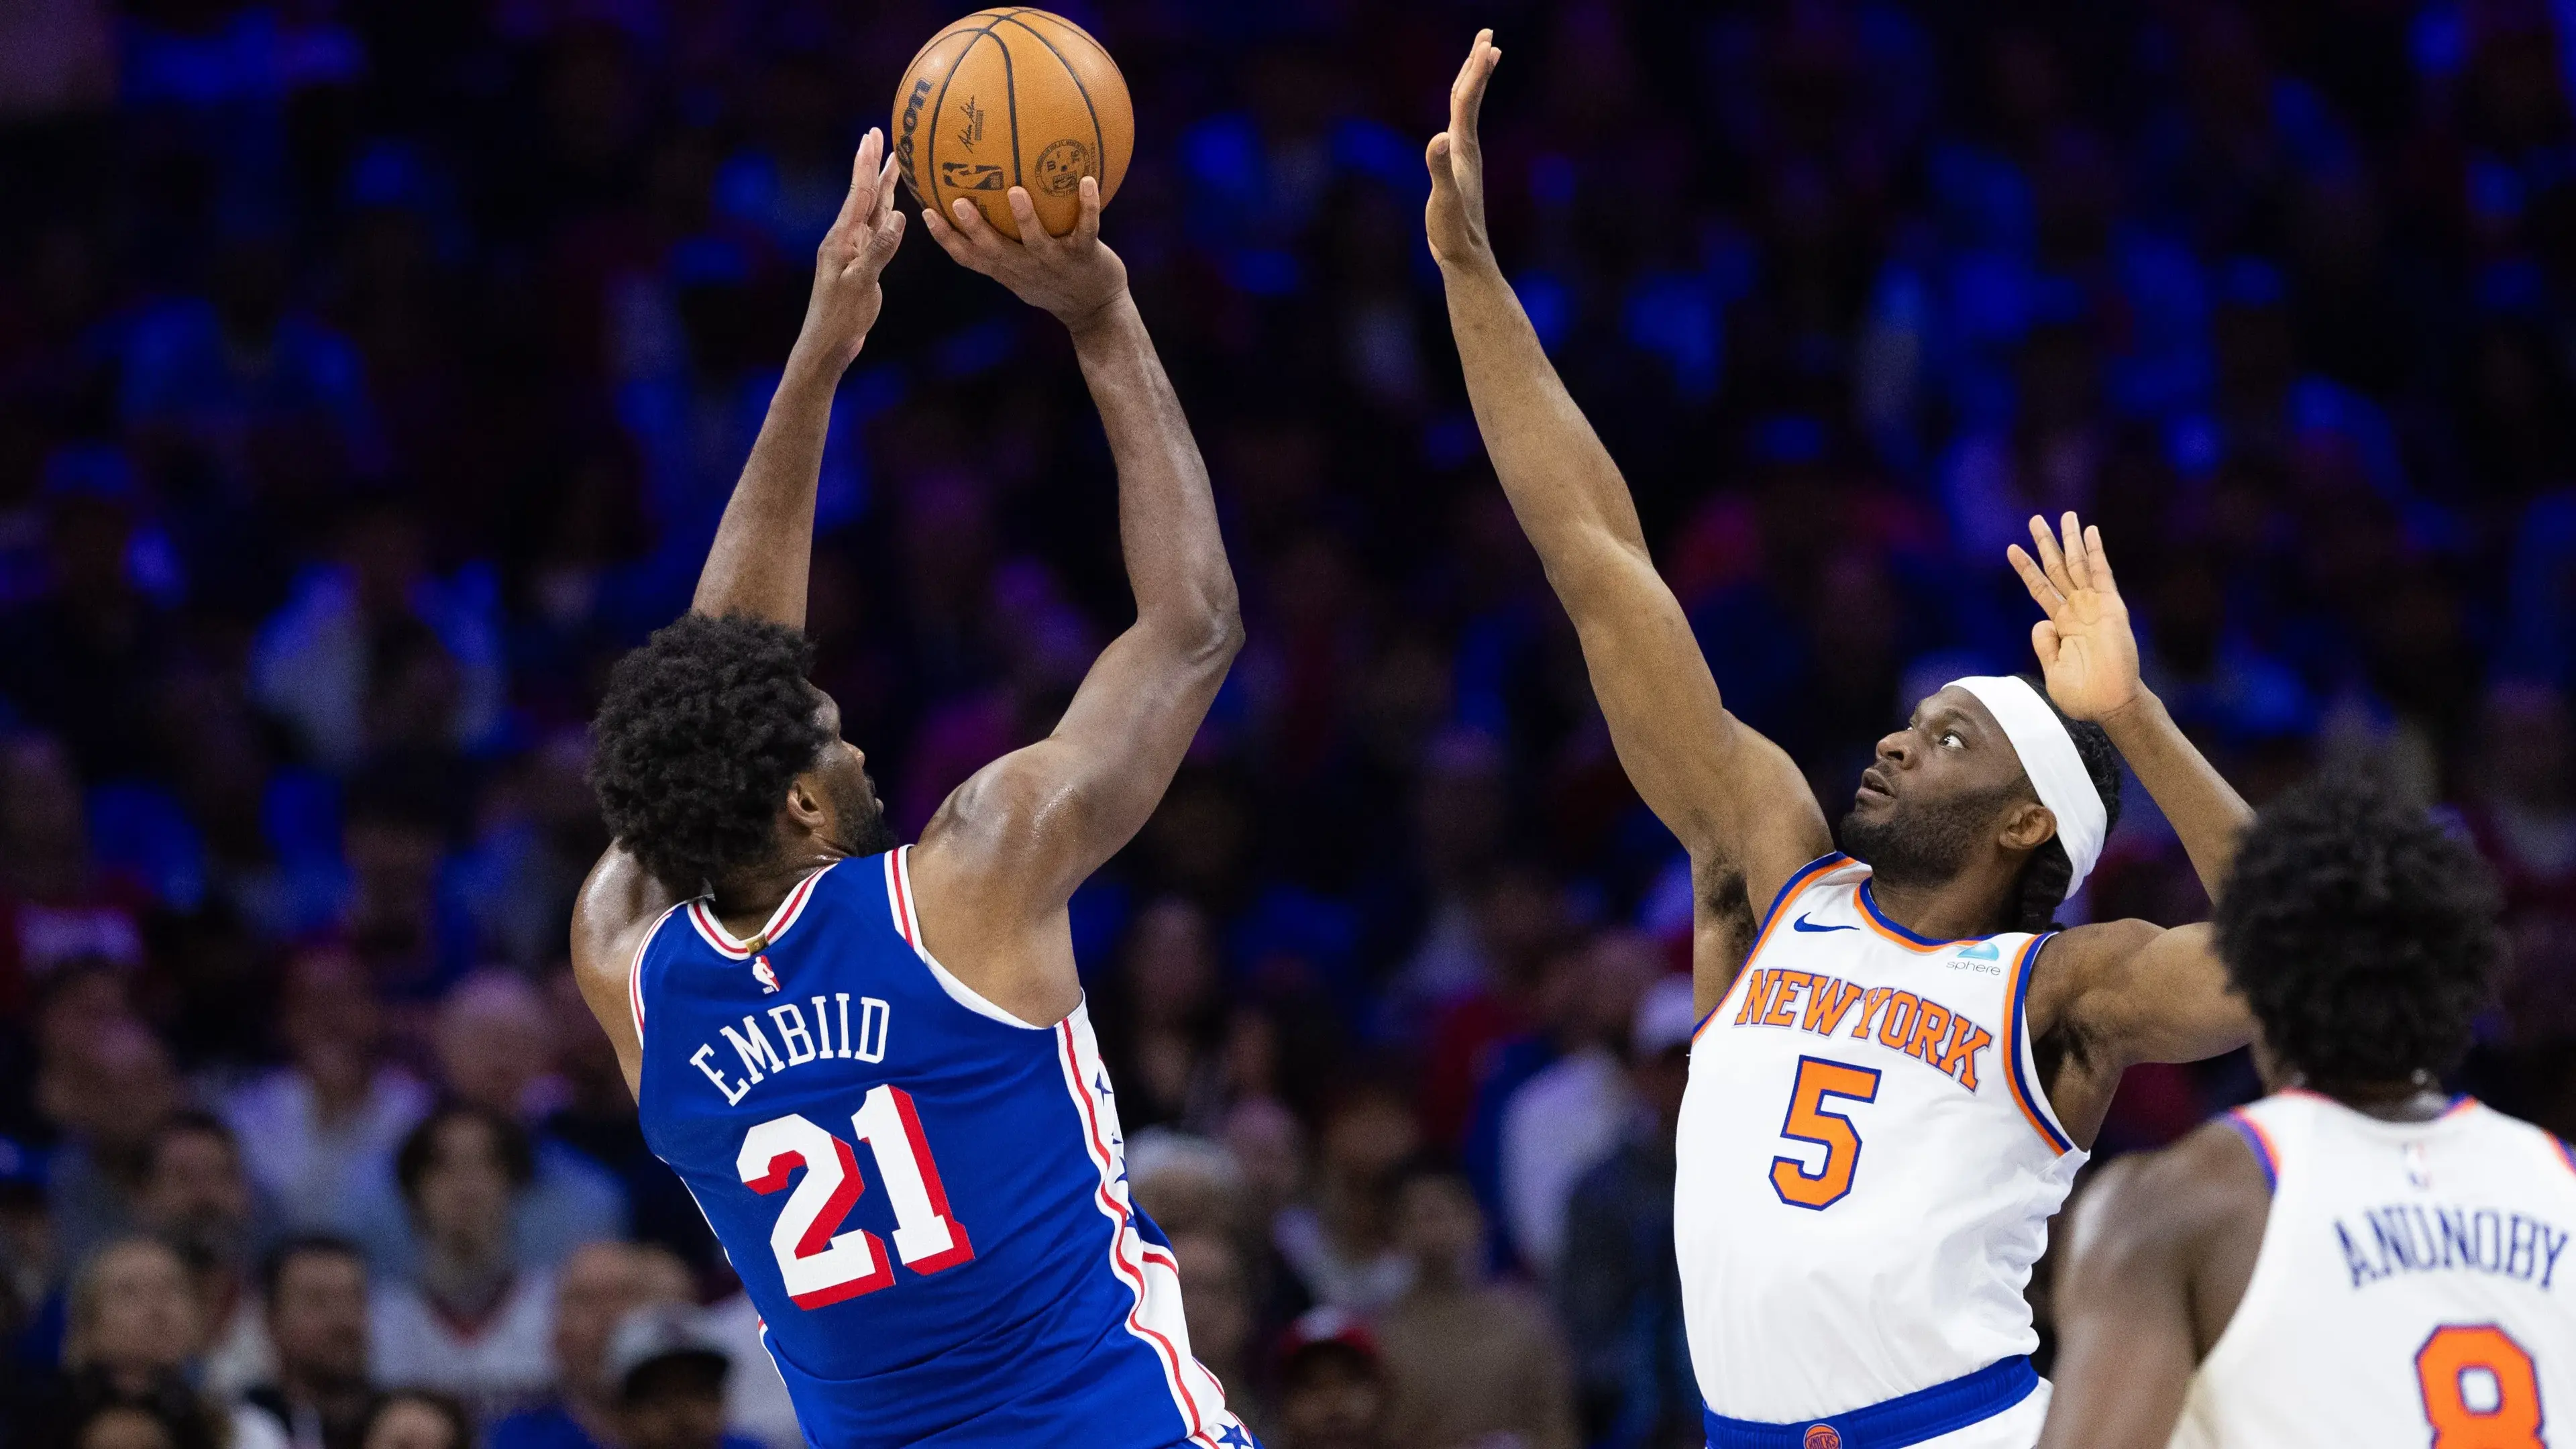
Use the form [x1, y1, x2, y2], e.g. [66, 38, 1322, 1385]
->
[1771, 1056, 1881, 1210]
[738, 1084, 976, 1308]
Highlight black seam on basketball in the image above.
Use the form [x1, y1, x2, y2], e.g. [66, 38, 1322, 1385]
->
[997, 20, 1022, 195]
[994, 13, 1103, 202]
[926, 19, 1008, 223]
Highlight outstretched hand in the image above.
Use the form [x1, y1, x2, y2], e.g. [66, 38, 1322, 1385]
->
[922, 178, 1129, 331]
[2008, 512, 2144, 724]
[1425, 30, 1501, 270]
[796, 129, 907, 372]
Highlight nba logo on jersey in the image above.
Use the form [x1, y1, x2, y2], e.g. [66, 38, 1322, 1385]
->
[1803, 1426, 1841, 1449]
[751, 953, 780, 994]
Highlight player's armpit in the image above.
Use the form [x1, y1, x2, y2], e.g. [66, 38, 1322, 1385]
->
[2038, 1131, 2261, 1449]
[2042, 919, 2255, 1067]
[2026, 920, 2255, 1144]
[568, 845, 683, 1095]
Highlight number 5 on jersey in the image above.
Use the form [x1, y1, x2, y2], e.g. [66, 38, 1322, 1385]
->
[1772, 1056, 1882, 1210]
[738, 1085, 976, 1309]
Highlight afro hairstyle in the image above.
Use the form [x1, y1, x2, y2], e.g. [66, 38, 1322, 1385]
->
[2213, 773, 2502, 1085]
[589, 612, 833, 894]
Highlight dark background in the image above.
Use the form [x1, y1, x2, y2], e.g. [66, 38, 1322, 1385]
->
[2, 1, 2573, 1446]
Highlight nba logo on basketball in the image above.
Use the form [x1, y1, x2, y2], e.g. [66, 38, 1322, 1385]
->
[1803, 1427, 1842, 1449]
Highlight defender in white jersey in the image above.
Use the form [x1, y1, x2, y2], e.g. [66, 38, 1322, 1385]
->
[1425, 32, 2270, 1446]
[2043, 777, 2575, 1449]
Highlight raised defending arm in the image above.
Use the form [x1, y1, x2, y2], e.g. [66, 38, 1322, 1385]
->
[904, 180, 1242, 1024]
[1426, 32, 1828, 1001]
[2013, 513, 2258, 1140]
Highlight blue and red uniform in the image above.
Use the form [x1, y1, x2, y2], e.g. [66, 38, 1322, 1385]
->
[631, 846, 1245, 1448]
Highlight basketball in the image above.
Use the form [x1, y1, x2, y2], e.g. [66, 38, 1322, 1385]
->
[892, 9, 1134, 240]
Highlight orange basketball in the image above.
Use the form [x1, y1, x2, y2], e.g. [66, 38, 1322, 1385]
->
[892, 9, 1134, 240]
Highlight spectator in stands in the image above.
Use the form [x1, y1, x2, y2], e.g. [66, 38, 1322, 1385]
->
[601, 1305, 767, 1449]
[52, 1399, 214, 1449]
[370, 1106, 555, 1420]
[432, 971, 628, 1268]
[1556, 977, 1701, 1448]
[45, 1236, 282, 1449]
[1093, 900, 1229, 1132]
[40, 1017, 180, 1268]
[223, 948, 431, 1273]
[1273, 1081, 1414, 1313]
[0, 733, 148, 1022]
[489, 1241, 659, 1449]
[1271, 1309, 1387, 1449]
[131, 1113, 270, 1398]
[1169, 1229, 1267, 1440]
[1496, 934, 1660, 1275]
[1374, 1162, 1576, 1449]
[239, 1236, 376, 1449]
[357, 1392, 474, 1449]
[1126, 1130, 1246, 1240]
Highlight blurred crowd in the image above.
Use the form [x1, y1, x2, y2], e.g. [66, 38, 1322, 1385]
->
[6, 1, 2576, 1447]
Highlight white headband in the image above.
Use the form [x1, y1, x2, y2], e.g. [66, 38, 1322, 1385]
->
[1948, 676, 2107, 900]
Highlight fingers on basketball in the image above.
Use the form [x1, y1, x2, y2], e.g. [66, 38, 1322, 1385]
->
[1006, 185, 1045, 242]
[1073, 176, 1102, 246]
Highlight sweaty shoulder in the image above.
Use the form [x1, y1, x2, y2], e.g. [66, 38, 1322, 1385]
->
[2072, 1116, 2271, 1354]
[570, 846, 684, 1087]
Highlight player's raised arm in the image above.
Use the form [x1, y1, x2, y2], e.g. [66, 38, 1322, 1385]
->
[1426, 32, 1827, 994]
[570, 131, 906, 1091]
[690, 129, 908, 627]
[2014, 513, 2257, 1134]
[905, 180, 1243, 1023]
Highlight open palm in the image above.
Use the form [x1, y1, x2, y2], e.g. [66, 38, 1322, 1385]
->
[2006, 512, 2142, 723]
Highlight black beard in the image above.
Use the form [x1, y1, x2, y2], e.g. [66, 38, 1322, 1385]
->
[828, 769, 899, 858]
[1838, 781, 2019, 890]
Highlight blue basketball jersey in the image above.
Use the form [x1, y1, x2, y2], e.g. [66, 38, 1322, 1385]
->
[629, 847, 1247, 1449]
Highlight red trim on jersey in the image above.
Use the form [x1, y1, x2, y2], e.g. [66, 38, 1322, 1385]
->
[1055, 1020, 1218, 1448]
[688, 864, 832, 959]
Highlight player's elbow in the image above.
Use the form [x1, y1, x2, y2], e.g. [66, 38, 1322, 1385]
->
[1151, 586, 1244, 671]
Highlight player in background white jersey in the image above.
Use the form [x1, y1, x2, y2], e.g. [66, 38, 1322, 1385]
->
[1424, 30, 2271, 1448]
[2041, 776, 2576, 1449]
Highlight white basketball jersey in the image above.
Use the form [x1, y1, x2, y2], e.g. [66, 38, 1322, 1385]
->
[2171, 1091, 2576, 1449]
[1677, 854, 2085, 1435]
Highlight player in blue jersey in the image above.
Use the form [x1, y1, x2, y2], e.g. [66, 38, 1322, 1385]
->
[566, 130, 1252, 1448]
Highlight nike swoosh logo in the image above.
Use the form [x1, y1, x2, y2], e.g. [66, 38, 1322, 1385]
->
[1792, 914, 1856, 933]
